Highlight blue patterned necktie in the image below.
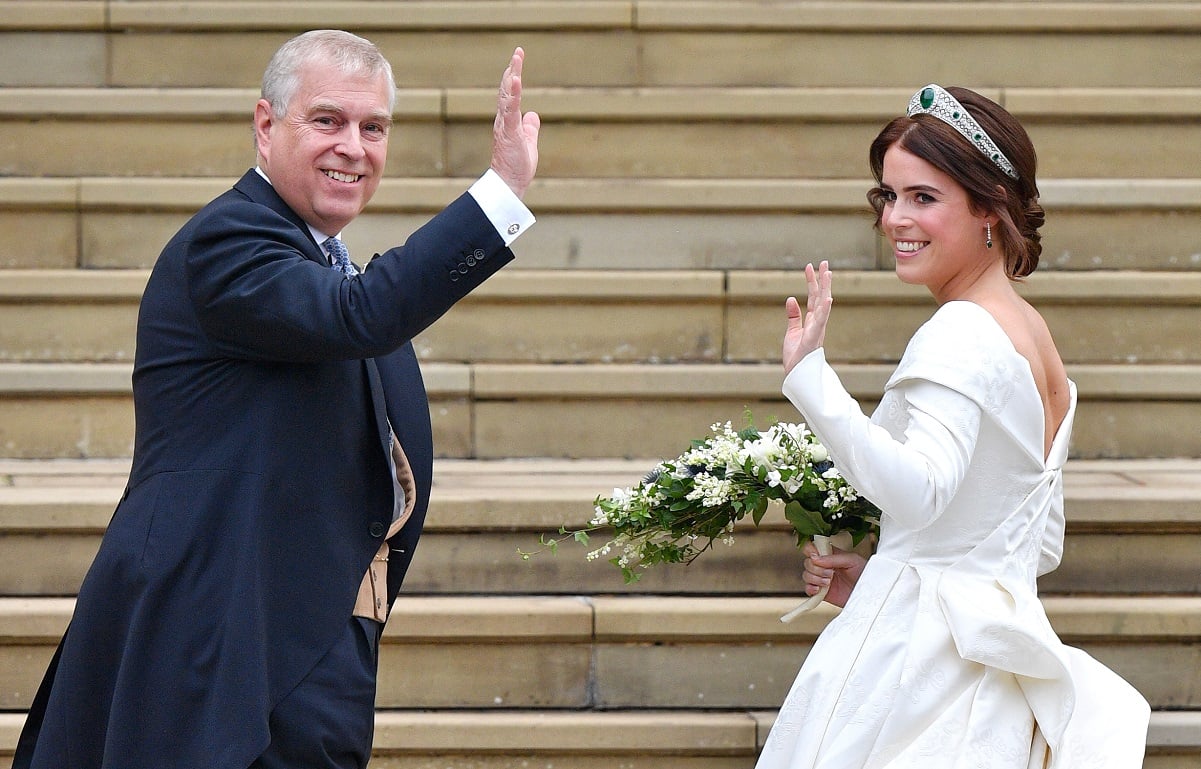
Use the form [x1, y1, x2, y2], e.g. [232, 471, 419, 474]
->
[325, 236, 358, 277]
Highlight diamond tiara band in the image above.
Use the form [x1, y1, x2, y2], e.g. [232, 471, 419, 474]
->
[906, 84, 1019, 181]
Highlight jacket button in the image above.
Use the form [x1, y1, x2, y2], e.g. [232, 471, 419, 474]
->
[474, 248, 486, 260]
[369, 522, 385, 538]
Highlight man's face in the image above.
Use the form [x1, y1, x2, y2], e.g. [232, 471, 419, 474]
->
[254, 62, 392, 235]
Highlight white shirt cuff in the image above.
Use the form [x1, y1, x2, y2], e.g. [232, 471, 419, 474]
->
[468, 169, 535, 247]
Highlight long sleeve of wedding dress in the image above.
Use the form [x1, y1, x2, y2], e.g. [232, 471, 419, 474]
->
[783, 350, 981, 531]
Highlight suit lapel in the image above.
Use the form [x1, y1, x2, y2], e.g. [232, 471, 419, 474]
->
[232, 170, 327, 267]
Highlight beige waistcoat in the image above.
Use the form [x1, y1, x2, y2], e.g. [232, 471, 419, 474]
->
[353, 438, 417, 623]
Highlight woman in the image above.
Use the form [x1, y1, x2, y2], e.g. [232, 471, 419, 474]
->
[758, 85, 1150, 768]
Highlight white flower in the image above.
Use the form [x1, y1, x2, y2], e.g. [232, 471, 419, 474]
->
[809, 444, 829, 463]
[741, 436, 780, 470]
[686, 473, 734, 507]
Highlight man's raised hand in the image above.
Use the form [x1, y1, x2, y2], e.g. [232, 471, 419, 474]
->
[491, 47, 540, 199]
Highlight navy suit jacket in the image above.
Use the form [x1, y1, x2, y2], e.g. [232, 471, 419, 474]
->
[15, 170, 514, 768]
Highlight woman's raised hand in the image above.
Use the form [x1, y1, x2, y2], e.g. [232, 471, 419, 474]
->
[783, 261, 833, 374]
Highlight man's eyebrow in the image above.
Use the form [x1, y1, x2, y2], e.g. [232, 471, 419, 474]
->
[306, 102, 392, 125]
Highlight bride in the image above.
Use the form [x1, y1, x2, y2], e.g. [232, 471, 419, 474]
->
[758, 85, 1150, 768]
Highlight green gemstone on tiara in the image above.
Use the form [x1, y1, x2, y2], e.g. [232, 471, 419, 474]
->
[905, 83, 1020, 181]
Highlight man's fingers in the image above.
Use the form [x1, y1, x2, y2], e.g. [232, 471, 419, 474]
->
[496, 50, 521, 126]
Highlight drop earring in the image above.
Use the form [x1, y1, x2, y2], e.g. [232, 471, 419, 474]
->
[985, 222, 993, 249]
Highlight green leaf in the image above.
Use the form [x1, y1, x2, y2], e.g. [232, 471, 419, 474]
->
[784, 500, 829, 538]
[573, 530, 591, 545]
[751, 495, 769, 526]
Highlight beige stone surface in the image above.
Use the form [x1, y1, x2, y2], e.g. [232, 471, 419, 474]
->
[369, 711, 754, 749]
[595, 641, 811, 708]
[0, 1, 105, 30]
[0, 645, 54, 710]
[110, 31, 639, 88]
[0, 396, 134, 459]
[0, 212, 77, 269]
[82, 211, 195, 268]
[375, 642, 590, 707]
[472, 397, 786, 459]
[0, 33, 105, 87]
[641, 32, 1201, 88]
[106, 2, 634, 31]
[1030, 122, 1201, 179]
[512, 212, 880, 271]
[0, 303, 137, 362]
[1043, 211, 1201, 271]
[448, 121, 880, 179]
[0, 533, 101, 595]
[635, 2, 1201, 31]
[416, 299, 724, 365]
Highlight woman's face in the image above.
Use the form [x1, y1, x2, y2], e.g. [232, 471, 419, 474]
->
[877, 144, 994, 301]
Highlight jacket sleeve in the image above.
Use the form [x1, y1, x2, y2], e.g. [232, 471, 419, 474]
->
[187, 192, 514, 363]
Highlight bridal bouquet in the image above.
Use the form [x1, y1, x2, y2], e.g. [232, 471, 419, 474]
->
[528, 416, 880, 618]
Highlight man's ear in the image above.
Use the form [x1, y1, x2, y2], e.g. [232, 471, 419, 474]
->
[253, 99, 274, 159]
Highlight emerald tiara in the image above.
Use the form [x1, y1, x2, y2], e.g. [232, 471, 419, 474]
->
[906, 84, 1019, 181]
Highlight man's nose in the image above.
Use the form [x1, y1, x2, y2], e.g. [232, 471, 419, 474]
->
[336, 128, 366, 159]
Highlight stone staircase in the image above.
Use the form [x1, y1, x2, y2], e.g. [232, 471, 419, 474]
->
[2, 1, 1200, 766]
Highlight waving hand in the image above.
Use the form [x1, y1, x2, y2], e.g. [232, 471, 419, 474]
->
[783, 261, 834, 374]
[490, 47, 540, 199]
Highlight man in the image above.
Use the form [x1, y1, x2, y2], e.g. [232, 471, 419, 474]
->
[14, 30, 539, 769]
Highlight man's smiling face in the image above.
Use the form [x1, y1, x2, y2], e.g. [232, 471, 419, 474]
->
[254, 62, 393, 235]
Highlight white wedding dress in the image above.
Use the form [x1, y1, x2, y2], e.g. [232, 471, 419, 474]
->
[759, 301, 1150, 769]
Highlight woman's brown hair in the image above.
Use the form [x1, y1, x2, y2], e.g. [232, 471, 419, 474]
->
[866, 87, 1044, 279]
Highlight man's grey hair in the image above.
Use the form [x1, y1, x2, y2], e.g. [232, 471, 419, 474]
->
[261, 29, 397, 118]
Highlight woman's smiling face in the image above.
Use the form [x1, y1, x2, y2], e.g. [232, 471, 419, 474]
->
[878, 144, 994, 302]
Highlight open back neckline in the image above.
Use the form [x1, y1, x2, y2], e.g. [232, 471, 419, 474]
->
[945, 300, 1072, 466]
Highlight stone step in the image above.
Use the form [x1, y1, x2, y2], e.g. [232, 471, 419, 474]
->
[6, 1, 1201, 88]
[1, 458, 1199, 596]
[0, 708, 1195, 769]
[1, 361, 1201, 459]
[4, 175, 1200, 271]
[0, 595, 1197, 712]
[2, 269, 1201, 366]
[5, 87, 1201, 180]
